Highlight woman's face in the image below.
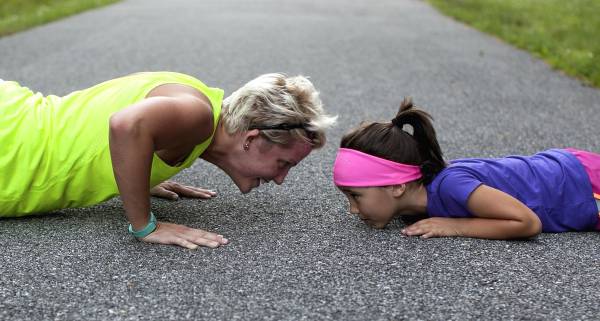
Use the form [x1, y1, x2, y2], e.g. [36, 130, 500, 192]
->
[230, 136, 313, 194]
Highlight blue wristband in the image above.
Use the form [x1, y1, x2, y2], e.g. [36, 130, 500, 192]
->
[128, 212, 158, 238]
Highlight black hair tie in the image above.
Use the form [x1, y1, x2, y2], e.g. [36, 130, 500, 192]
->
[250, 123, 306, 131]
[391, 117, 403, 128]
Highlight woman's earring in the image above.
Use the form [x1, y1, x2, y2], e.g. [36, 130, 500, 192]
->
[243, 143, 249, 151]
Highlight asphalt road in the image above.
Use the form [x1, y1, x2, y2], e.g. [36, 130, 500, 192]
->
[1, 0, 600, 320]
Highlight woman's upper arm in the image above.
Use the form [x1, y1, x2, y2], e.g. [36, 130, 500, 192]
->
[109, 94, 213, 150]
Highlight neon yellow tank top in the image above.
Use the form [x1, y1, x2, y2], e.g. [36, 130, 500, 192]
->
[0, 72, 223, 217]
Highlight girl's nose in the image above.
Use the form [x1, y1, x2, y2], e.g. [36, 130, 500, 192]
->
[349, 204, 359, 214]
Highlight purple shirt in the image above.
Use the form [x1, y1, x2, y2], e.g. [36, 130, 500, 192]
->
[426, 149, 598, 232]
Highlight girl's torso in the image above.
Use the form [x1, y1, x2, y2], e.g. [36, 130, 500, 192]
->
[426, 148, 599, 232]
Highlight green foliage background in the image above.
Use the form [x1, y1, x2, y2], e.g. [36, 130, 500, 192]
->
[0, 0, 120, 37]
[427, 0, 600, 87]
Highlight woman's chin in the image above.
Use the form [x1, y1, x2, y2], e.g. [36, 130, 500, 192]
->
[369, 222, 387, 229]
[237, 181, 255, 194]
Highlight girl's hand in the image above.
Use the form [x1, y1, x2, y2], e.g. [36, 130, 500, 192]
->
[402, 185, 542, 240]
[150, 181, 217, 200]
[141, 221, 229, 250]
[401, 217, 462, 239]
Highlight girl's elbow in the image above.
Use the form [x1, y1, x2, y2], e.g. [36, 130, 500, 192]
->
[523, 215, 542, 238]
[533, 216, 542, 234]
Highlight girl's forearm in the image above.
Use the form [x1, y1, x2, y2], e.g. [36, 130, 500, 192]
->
[453, 217, 540, 239]
[459, 184, 543, 239]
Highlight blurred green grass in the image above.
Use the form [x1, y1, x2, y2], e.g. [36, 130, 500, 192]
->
[427, 0, 600, 88]
[0, 0, 121, 37]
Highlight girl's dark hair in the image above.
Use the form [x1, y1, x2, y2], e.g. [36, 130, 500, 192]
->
[340, 97, 446, 185]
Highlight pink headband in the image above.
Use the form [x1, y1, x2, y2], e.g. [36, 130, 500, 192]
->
[333, 148, 422, 187]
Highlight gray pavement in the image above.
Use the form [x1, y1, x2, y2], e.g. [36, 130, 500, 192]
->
[1, 0, 600, 320]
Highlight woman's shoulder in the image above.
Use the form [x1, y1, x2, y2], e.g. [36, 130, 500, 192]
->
[125, 71, 203, 84]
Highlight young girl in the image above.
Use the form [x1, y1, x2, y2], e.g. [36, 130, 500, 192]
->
[333, 98, 600, 239]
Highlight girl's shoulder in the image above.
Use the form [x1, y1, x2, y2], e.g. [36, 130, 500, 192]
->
[427, 165, 483, 201]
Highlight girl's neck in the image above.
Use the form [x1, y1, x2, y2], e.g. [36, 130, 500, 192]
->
[399, 184, 429, 215]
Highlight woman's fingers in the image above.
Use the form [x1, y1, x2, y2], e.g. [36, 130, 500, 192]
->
[182, 228, 224, 248]
[141, 222, 229, 249]
[179, 188, 215, 199]
[172, 184, 217, 199]
[149, 182, 216, 200]
[152, 181, 217, 199]
[163, 188, 180, 200]
[149, 185, 179, 200]
[190, 229, 228, 244]
[174, 238, 200, 250]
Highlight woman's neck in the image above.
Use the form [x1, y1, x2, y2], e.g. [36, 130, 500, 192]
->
[200, 120, 235, 170]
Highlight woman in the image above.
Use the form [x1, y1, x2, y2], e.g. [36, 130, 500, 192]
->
[0, 72, 336, 249]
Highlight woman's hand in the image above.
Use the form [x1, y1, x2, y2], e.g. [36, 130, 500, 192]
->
[150, 181, 217, 200]
[141, 221, 229, 249]
[401, 217, 461, 239]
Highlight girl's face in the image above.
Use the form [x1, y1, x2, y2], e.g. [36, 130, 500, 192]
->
[338, 186, 398, 228]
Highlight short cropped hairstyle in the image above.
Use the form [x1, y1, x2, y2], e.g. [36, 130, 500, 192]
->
[221, 73, 336, 148]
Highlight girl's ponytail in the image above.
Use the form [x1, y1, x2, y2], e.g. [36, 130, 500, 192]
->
[340, 97, 446, 185]
[391, 98, 445, 184]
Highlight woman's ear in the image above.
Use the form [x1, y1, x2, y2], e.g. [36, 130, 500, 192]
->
[390, 184, 407, 198]
[245, 129, 260, 140]
[243, 129, 260, 149]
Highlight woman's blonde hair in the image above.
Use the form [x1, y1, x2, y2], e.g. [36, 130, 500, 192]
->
[221, 73, 336, 148]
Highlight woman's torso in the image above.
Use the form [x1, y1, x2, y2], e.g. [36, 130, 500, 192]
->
[0, 72, 223, 216]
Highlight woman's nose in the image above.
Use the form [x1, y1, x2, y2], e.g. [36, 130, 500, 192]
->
[273, 168, 290, 185]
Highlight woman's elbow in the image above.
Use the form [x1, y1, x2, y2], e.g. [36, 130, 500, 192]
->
[109, 112, 140, 138]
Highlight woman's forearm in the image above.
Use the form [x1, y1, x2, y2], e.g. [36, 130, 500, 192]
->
[108, 114, 155, 230]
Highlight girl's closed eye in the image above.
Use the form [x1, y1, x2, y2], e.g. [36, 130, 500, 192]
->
[341, 189, 359, 199]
